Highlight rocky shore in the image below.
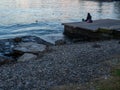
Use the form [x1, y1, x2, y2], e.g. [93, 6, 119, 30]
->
[0, 36, 120, 90]
[0, 36, 53, 65]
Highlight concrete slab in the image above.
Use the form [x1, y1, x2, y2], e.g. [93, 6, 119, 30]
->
[63, 19, 120, 31]
[62, 19, 120, 40]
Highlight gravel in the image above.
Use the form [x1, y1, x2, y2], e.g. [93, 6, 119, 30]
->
[0, 40, 120, 90]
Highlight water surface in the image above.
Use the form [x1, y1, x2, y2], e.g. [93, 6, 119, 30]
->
[0, 0, 120, 39]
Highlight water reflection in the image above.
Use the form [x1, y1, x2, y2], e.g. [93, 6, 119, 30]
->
[15, 0, 30, 9]
[0, 0, 119, 39]
[0, 0, 120, 25]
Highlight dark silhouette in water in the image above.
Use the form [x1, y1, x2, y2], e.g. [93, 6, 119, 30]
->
[35, 20, 38, 23]
[82, 13, 93, 23]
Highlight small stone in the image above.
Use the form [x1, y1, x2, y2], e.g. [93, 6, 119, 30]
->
[5, 42, 10, 45]
[92, 44, 101, 48]
[55, 39, 66, 45]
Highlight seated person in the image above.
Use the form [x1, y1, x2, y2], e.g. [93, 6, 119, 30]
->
[82, 13, 93, 23]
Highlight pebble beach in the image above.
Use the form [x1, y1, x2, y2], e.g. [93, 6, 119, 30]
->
[0, 0, 120, 89]
[0, 39, 120, 90]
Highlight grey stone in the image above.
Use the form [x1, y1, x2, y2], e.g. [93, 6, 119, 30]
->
[17, 53, 37, 62]
[13, 42, 47, 54]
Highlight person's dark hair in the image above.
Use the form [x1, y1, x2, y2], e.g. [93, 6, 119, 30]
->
[87, 13, 91, 17]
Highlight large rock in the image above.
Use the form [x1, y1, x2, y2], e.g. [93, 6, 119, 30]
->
[13, 42, 47, 54]
[17, 53, 37, 62]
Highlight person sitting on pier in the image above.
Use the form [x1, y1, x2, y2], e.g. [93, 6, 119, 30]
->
[82, 13, 93, 23]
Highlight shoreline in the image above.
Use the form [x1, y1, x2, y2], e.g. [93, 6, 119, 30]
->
[0, 36, 120, 89]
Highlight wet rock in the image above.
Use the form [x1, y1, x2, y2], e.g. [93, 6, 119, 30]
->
[17, 53, 37, 62]
[0, 55, 15, 65]
[0, 36, 53, 65]
[0, 38, 15, 53]
[21, 36, 53, 46]
[55, 39, 66, 45]
[0, 36, 52, 60]
[13, 37, 22, 43]
[11, 50, 23, 58]
[13, 42, 47, 54]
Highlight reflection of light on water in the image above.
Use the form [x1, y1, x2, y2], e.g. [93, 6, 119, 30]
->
[0, 33, 28, 39]
[0, 0, 119, 39]
[16, 0, 30, 8]
[11, 27, 48, 33]
[0, 0, 119, 25]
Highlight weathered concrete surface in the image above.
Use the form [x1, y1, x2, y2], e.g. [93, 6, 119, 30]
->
[63, 19, 120, 31]
[63, 19, 120, 40]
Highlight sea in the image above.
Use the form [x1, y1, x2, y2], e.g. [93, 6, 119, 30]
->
[0, 0, 120, 40]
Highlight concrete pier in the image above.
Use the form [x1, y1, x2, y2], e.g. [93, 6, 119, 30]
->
[62, 19, 120, 40]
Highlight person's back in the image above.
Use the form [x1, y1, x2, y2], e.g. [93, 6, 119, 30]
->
[85, 13, 93, 23]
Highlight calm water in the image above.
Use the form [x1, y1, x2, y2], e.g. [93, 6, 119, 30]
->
[0, 0, 120, 39]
